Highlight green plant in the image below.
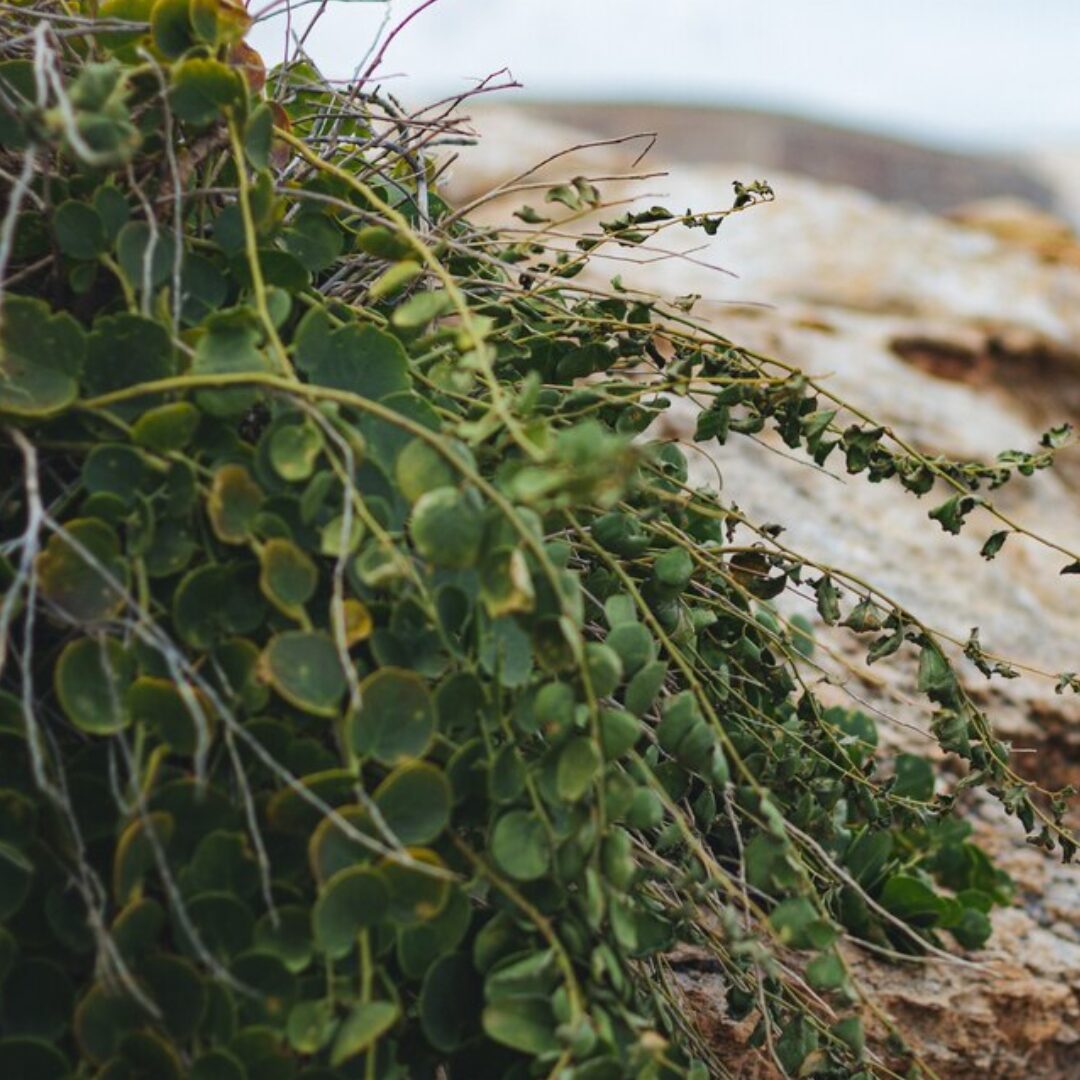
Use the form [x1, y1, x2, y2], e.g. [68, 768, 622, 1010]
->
[0, 3, 1075, 1078]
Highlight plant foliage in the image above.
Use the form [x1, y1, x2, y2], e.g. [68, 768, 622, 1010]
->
[0, 3, 1076, 1078]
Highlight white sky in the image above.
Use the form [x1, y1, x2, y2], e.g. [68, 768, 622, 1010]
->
[250, 0, 1080, 151]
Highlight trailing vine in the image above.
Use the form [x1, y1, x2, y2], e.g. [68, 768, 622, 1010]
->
[0, 3, 1075, 1079]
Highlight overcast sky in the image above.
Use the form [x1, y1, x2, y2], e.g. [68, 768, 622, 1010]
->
[251, 0, 1080, 151]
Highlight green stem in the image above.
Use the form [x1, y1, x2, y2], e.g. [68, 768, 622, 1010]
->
[226, 116, 293, 379]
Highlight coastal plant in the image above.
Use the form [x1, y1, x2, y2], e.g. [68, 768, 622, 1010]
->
[0, 3, 1075, 1078]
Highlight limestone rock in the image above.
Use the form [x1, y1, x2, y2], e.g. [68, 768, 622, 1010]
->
[947, 197, 1080, 268]
[448, 106, 1080, 1078]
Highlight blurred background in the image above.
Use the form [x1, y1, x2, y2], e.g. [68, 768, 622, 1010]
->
[251, 0, 1080, 217]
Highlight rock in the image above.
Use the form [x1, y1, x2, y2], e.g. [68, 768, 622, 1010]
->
[844, 910, 1080, 1079]
[947, 197, 1080, 267]
[446, 105, 1080, 1077]
[497, 103, 1061, 216]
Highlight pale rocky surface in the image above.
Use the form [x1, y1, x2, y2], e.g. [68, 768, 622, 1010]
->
[489, 103, 1061, 216]
[445, 107, 1080, 1078]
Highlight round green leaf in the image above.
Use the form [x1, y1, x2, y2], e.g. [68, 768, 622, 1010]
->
[599, 709, 642, 760]
[489, 744, 526, 804]
[253, 905, 313, 974]
[420, 952, 481, 1051]
[159, 786, 233, 863]
[319, 513, 365, 557]
[55, 636, 135, 734]
[94, 183, 131, 240]
[482, 997, 559, 1056]
[881, 874, 946, 928]
[0, 356, 75, 417]
[556, 737, 602, 802]
[53, 200, 107, 260]
[294, 308, 411, 400]
[180, 253, 228, 326]
[893, 753, 935, 802]
[378, 848, 450, 924]
[282, 212, 344, 274]
[177, 892, 253, 961]
[585, 642, 623, 698]
[244, 102, 273, 170]
[69, 259, 97, 295]
[396, 886, 471, 978]
[200, 982, 240, 1049]
[261, 632, 347, 717]
[392, 289, 451, 329]
[625, 787, 664, 830]
[212, 637, 270, 712]
[233, 249, 309, 293]
[369, 259, 423, 300]
[170, 58, 243, 127]
[172, 564, 230, 649]
[605, 621, 654, 675]
[358, 390, 440, 475]
[111, 898, 165, 963]
[181, 828, 257, 897]
[73, 982, 143, 1064]
[491, 811, 550, 882]
[131, 402, 200, 452]
[83, 313, 174, 414]
[286, 999, 335, 1055]
[768, 897, 838, 950]
[653, 547, 693, 591]
[531, 680, 576, 736]
[207, 464, 264, 545]
[312, 866, 389, 958]
[950, 906, 992, 949]
[329, 1000, 399, 1067]
[805, 950, 847, 991]
[129, 673, 212, 751]
[226, 1027, 291, 1075]
[269, 420, 324, 482]
[191, 312, 270, 418]
[307, 804, 376, 883]
[0, 296, 84, 417]
[373, 761, 451, 845]
[624, 660, 668, 718]
[395, 438, 455, 503]
[82, 444, 148, 504]
[350, 667, 435, 764]
[150, 0, 196, 58]
[259, 538, 318, 616]
[410, 487, 483, 569]
[355, 225, 412, 260]
[116, 221, 177, 293]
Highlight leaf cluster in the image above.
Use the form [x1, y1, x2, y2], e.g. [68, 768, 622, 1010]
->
[0, 5, 1074, 1079]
